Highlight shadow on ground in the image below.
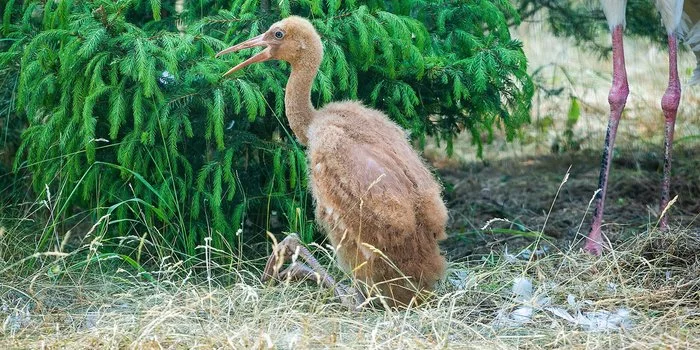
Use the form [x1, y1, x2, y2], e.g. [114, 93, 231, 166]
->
[439, 145, 700, 260]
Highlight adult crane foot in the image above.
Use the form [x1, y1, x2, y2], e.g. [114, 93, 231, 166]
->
[583, 239, 604, 256]
[262, 234, 365, 310]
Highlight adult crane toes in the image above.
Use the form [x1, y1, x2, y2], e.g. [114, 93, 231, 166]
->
[583, 239, 604, 256]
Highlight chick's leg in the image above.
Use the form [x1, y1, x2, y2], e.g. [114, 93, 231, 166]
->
[262, 234, 365, 309]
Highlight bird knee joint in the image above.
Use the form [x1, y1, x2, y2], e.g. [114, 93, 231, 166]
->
[661, 88, 680, 115]
[607, 85, 629, 109]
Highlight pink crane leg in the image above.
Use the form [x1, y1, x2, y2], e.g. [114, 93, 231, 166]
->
[659, 34, 681, 230]
[584, 25, 629, 255]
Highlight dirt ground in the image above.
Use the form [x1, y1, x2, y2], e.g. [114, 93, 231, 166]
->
[436, 145, 700, 260]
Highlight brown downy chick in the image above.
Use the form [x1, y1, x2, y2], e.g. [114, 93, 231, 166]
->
[217, 16, 447, 307]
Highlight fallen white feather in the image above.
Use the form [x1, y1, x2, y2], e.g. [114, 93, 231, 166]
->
[512, 277, 533, 301]
[492, 279, 634, 332]
[448, 269, 472, 290]
[547, 306, 633, 331]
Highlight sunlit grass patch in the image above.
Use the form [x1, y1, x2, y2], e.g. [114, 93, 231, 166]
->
[1, 212, 698, 349]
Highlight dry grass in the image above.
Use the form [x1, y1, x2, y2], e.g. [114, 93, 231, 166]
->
[2, 23, 700, 349]
[1, 228, 699, 349]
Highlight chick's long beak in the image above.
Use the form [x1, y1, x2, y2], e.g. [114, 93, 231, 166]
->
[216, 34, 271, 77]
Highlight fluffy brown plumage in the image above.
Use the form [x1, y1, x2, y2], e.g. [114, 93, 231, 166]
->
[217, 16, 446, 307]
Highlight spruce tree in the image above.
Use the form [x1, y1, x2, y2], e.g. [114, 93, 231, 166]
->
[1, 0, 533, 262]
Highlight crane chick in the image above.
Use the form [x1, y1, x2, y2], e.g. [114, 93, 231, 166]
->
[217, 16, 447, 308]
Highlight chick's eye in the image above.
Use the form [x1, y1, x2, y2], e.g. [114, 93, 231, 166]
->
[274, 31, 284, 39]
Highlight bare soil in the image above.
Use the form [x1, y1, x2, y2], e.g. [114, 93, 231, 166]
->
[437, 145, 700, 260]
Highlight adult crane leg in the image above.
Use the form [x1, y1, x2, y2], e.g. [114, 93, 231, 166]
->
[659, 34, 681, 230]
[262, 234, 365, 309]
[585, 25, 629, 255]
